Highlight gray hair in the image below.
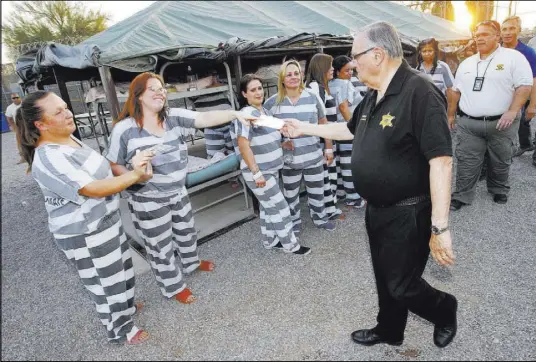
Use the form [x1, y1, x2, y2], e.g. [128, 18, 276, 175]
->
[356, 21, 403, 59]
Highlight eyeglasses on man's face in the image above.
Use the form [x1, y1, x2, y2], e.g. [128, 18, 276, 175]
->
[12, 96, 20, 100]
[352, 47, 375, 62]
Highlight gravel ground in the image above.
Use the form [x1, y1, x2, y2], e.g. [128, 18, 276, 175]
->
[2, 128, 535, 361]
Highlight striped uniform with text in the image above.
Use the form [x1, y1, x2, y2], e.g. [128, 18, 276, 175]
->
[193, 91, 235, 158]
[307, 81, 342, 219]
[32, 139, 139, 342]
[106, 108, 201, 298]
[230, 105, 300, 251]
[264, 90, 329, 228]
[329, 78, 363, 204]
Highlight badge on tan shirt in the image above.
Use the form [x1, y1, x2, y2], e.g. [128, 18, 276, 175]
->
[380, 113, 395, 129]
[496, 64, 504, 71]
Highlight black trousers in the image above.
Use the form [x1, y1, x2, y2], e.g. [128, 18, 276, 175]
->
[365, 200, 452, 340]
[518, 100, 534, 149]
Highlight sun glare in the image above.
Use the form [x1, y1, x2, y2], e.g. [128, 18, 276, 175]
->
[452, 1, 473, 31]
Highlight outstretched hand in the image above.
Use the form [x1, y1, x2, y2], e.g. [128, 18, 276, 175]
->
[281, 118, 303, 138]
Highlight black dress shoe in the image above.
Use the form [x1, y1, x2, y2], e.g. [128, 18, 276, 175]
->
[493, 194, 507, 204]
[434, 294, 458, 348]
[351, 329, 403, 346]
[450, 200, 464, 211]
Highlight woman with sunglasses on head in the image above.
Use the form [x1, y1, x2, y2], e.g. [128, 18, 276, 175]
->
[106, 72, 256, 304]
[230, 74, 310, 255]
[16, 91, 154, 345]
[415, 38, 455, 97]
[305, 53, 343, 221]
[264, 60, 336, 234]
[328, 55, 367, 208]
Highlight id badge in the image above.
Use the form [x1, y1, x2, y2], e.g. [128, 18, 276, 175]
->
[473, 77, 484, 91]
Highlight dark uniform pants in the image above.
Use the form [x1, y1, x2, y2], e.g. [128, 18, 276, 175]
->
[365, 200, 452, 340]
[518, 100, 534, 150]
[453, 115, 519, 204]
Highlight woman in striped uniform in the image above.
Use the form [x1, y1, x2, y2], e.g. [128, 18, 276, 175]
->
[106, 72, 256, 304]
[415, 38, 455, 96]
[329, 55, 366, 208]
[305, 53, 343, 220]
[264, 60, 336, 233]
[16, 91, 152, 344]
[230, 74, 310, 255]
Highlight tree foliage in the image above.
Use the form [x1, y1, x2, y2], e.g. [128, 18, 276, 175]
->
[2, 1, 110, 59]
[415, 1, 495, 28]
[464, 0, 495, 28]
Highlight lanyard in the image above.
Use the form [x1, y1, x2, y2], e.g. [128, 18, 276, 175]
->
[476, 56, 495, 78]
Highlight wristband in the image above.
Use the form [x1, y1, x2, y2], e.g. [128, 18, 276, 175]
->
[252, 171, 263, 180]
[324, 149, 334, 154]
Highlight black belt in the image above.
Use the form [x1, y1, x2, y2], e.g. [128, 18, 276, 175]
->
[458, 111, 501, 121]
[372, 195, 430, 208]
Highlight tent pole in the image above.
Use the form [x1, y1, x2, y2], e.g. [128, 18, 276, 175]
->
[234, 56, 242, 93]
[52, 67, 82, 140]
[98, 66, 121, 121]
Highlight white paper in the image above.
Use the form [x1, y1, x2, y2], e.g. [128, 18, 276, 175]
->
[253, 115, 284, 130]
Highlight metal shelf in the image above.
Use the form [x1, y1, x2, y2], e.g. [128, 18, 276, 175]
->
[98, 85, 232, 103]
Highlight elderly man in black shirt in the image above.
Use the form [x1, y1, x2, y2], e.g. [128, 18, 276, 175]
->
[282, 21, 458, 348]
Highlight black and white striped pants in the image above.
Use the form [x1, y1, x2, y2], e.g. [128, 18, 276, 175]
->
[243, 171, 300, 252]
[320, 140, 342, 218]
[281, 162, 329, 227]
[335, 140, 361, 202]
[204, 125, 233, 158]
[55, 211, 139, 342]
[127, 189, 200, 298]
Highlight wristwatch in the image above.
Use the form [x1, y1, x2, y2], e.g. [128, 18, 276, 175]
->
[431, 225, 448, 235]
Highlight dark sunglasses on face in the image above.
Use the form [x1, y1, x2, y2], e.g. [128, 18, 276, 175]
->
[12, 97, 20, 100]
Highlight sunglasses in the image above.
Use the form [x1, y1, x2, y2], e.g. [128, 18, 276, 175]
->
[12, 97, 20, 99]
[475, 21, 499, 32]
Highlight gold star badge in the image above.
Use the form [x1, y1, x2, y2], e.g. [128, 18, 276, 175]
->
[379, 113, 395, 129]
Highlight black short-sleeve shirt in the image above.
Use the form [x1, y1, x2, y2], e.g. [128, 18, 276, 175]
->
[347, 60, 452, 207]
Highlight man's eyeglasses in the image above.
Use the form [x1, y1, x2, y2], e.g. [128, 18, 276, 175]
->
[352, 47, 375, 62]
[12, 97, 20, 100]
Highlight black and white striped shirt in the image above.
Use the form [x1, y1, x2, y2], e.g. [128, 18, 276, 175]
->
[32, 137, 119, 239]
[106, 108, 198, 196]
[264, 89, 326, 169]
[230, 106, 283, 173]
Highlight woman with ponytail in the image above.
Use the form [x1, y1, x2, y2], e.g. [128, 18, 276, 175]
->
[16, 91, 153, 345]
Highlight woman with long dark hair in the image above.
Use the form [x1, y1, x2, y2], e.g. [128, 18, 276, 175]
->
[230, 74, 310, 255]
[305, 53, 343, 220]
[107, 72, 256, 304]
[328, 55, 366, 208]
[415, 38, 455, 96]
[16, 91, 153, 344]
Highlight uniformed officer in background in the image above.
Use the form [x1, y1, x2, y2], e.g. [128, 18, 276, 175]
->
[448, 21, 533, 210]
[283, 21, 458, 349]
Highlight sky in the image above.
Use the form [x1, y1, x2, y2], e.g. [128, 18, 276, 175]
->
[2, 1, 536, 64]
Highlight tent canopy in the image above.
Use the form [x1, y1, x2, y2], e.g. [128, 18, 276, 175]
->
[83, 0, 470, 65]
[16, 1, 471, 84]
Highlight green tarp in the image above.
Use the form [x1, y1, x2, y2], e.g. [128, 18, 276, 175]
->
[83, 1, 471, 65]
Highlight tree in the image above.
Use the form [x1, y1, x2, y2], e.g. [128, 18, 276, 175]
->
[2, 1, 110, 60]
[464, 1, 495, 28]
